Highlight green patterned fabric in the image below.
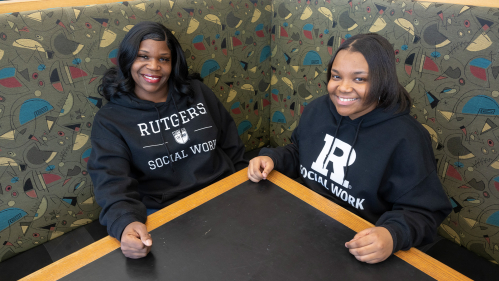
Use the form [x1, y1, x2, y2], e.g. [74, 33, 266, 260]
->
[270, 0, 499, 264]
[0, 0, 271, 262]
[1, 0, 499, 266]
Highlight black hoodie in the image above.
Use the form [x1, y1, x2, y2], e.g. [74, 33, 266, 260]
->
[260, 94, 452, 253]
[88, 79, 247, 240]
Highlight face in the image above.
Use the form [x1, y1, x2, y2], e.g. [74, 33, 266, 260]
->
[131, 39, 172, 103]
[327, 50, 376, 120]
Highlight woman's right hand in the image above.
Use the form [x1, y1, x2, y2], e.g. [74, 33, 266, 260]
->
[248, 156, 275, 182]
[120, 221, 153, 259]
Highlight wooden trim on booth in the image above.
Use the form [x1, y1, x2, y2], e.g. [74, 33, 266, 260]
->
[415, 0, 499, 8]
[0, 0, 124, 14]
[267, 171, 472, 281]
[2, 0, 499, 14]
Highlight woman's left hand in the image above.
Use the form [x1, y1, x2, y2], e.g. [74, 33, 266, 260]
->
[344, 226, 393, 264]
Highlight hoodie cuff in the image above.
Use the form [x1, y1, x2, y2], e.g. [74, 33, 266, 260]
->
[234, 159, 249, 171]
[378, 223, 406, 254]
[258, 148, 278, 169]
[109, 212, 147, 241]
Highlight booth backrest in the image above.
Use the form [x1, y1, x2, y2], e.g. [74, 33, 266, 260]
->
[1, 0, 499, 266]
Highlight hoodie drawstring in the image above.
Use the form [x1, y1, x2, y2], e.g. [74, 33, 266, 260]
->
[153, 93, 187, 173]
[329, 116, 343, 159]
[154, 105, 175, 172]
[330, 116, 363, 187]
[171, 92, 181, 116]
[343, 118, 364, 184]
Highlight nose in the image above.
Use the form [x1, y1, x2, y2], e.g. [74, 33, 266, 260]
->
[338, 79, 353, 92]
[147, 59, 160, 70]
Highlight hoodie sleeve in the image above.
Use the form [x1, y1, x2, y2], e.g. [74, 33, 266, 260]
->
[376, 170, 451, 253]
[88, 116, 147, 240]
[258, 126, 301, 179]
[375, 126, 452, 253]
[198, 81, 248, 171]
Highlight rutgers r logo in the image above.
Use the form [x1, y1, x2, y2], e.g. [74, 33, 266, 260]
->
[311, 134, 356, 188]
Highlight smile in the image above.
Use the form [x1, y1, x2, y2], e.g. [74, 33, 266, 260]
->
[338, 97, 358, 102]
[142, 74, 161, 83]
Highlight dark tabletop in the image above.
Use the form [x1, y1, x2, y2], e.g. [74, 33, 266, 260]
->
[61, 180, 434, 281]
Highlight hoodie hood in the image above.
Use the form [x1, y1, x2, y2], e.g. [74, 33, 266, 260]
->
[109, 90, 176, 110]
[328, 96, 410, 128]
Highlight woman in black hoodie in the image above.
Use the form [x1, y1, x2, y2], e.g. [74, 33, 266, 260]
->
[88, 21, 247, 259]
[248, 33, 451, 264]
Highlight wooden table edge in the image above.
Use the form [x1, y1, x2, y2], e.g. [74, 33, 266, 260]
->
[21, 169, 471, 281]
[266, 171, 472, 281]
[20, 168, 249, 281]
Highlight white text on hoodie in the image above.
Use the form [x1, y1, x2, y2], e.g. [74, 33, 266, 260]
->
[137, 103, 207, 136]
[307, 134, 365, 210]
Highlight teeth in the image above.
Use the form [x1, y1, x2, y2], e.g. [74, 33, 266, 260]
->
[339, 97, 357, 102]
[144, 75, 159, 80]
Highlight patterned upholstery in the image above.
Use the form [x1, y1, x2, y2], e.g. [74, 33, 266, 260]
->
[0, 0, 498, 266]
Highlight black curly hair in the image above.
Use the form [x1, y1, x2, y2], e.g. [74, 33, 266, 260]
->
[98, 21, 201, 101]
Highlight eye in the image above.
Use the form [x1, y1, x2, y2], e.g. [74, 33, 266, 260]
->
[355, 77, 366, 82]
[331, 75, 340, 79]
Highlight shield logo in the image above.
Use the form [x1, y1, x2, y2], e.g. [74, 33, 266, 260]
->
[172, 128, 189, 144]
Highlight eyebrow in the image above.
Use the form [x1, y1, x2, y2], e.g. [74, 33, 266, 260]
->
[331, 68, 368, 75]
[138, 50, 170, 56]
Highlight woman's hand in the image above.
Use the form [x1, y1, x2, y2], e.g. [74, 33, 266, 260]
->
[120, 221, 153, 259]
[247, 156, 275, 182]
[345, 226, 393, 264]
